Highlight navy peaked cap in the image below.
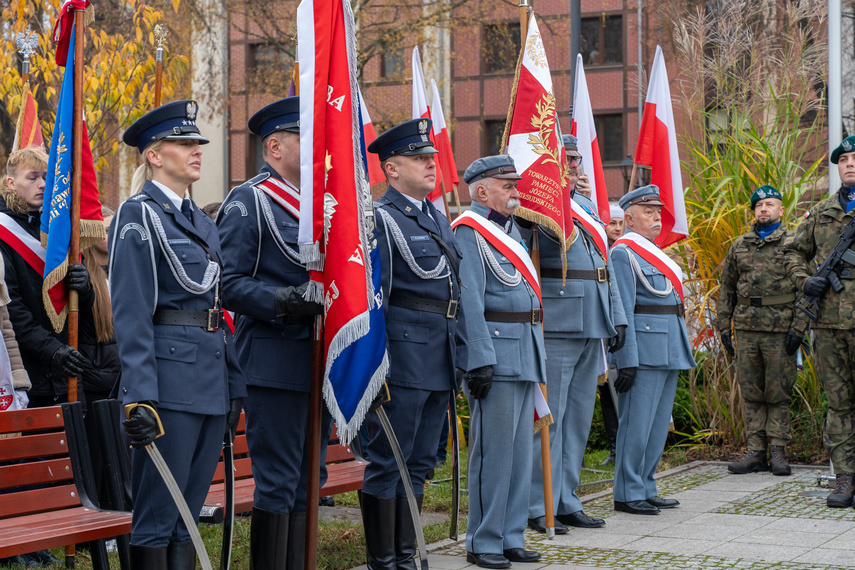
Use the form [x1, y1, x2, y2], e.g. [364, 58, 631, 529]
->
[367, 118, 437, 161]
[248, 97, 300, 138]
[123, 100, 209, 153]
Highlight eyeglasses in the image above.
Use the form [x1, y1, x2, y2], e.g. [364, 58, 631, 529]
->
[567, 155, 582, 164]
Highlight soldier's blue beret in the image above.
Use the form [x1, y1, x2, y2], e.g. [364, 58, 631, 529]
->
[367, 118, 437, 161]
[830, 135, 855, 164]
[123, 100, 209, 153]
[619, 184, 664, 210]
[750, 185, 783, 209]
[463, 155, 522, 184]
[562, 134, 581, 157]
[248, 97, 300, 139]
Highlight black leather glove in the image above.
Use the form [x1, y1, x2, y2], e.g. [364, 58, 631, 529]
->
[467, 365, 494, 400]
[123, 402, 161, 448]
[275, 283, 322, 317]
[225, 398, 243, 436]
[720, 330, 735, 357]
[609, 325, 627, 353]
[455, 368, 465, 392]
[66, 263, 91, 293]
[613, 366, 637, 393]
[52, 345, 86, 377]
[784, 331, 802, 356]
[369, 383, 390, 413]
[804, 276, 830, 297]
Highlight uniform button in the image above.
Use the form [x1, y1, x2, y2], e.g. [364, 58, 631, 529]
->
[494, 330, 500, 336]
[169, 347, 176, 354]
[502, 256, 507, 261]
[421, 248, 427, 254]
[645, 326, 650, 331]
[215, 351, 222, 359]
[122, 387, 128, 394]
[404, 332, 409, 338]
[559, 290, 564, 296]
[181, 254, 187, 260]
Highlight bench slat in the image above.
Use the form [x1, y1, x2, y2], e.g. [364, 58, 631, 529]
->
[0, 508, 132, 558]
[0, 485, 82, 518]
[0, 432, 69, 462]
[0, 458, 73, 491]
[0, 406, 64, 435]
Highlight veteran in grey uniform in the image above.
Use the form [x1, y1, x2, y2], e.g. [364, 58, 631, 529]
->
[361, 118, 467, 570]
[110, 100, 245, 567]
[525, 136, 626, 534]
[610, 185, 696, 515]
[456, 155, 547, 569]
[217, 97, 328, 569]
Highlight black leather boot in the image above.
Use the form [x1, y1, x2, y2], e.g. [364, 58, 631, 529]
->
[727, 449, 768, 474]
[395, 494, 423, 570]
[827, 473, 855, 508]
[359, 491, 396, 570]
[130, 544, 168, 569]
[286, 511, 307, 570]
[769, 445, 792, 476]
[250, 507, 290, 570]
[600, 384, 619, 466]
[167, 541, 195, 570]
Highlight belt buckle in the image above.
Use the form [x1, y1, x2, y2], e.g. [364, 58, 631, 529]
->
[597, 267, 608, 282]
[531, 308, 543, 325]
[207, 309, 221, 332]
[749, 296, 762, 307]
[446, 300, 459, 319]
[677, 304, 685, 317]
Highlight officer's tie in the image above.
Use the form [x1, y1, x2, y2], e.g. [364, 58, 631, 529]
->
[422, 200, 438, 230]
[181, 198, 194, 225]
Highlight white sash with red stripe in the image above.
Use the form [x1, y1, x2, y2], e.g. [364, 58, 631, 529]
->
[569, 199, 608, 261]
[0, 212, 46, 275]
[613, 232, 684, 301]
[257, 177, 300, 220]
[451, 210, 541, 306]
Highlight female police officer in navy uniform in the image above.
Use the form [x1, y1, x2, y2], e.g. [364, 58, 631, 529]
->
[109, 100, 245, 568]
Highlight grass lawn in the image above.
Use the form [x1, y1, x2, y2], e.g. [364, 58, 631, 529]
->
[24, 445, 687, 570]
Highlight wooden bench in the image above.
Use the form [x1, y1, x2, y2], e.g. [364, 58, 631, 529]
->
[0, 402, 132, 569]
[203, 411, 366, 519]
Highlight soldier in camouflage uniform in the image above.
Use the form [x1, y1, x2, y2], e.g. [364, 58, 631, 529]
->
[717, 185, 807, 476]
[785, 134, 855, 508]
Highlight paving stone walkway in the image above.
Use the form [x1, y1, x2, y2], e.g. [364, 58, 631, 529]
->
[416, 461, 855, 569]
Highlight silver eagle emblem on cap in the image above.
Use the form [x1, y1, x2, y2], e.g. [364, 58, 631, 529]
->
[418, 119, 428, 134]
[844, 139, 853, 152]
[758, 189, 766, 198]
[186, 101, 198, 121]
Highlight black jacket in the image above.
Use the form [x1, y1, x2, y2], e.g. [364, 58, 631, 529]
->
[0, 195, 70, 397]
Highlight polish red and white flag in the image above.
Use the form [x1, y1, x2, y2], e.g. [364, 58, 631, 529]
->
[570, 55, 609, 223]
[634, 46, 688, 248]
[411, 47, 445, 212]
[430, 79, 459, 199]
[358, 88, 385, 186]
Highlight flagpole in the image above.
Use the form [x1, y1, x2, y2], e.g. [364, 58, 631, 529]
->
[439, 177, 453, 222]
[305, 314, 323, 570]
[451, 182, 462, 218]
[517, 0, 556, 541]
[154, 24, 167, 107]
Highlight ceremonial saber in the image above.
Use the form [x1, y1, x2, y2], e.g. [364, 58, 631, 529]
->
[220, 426, 236, 570]
[376, 406, 429, 570]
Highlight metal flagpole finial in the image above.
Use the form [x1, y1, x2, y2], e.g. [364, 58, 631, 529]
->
[16, 28, 38, 76]
[154, 24, 168, 62]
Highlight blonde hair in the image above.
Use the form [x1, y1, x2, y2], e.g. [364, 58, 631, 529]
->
[82, 205, 116, 342]
[129, 140, 165, 195]
[4, 147, 48, 183]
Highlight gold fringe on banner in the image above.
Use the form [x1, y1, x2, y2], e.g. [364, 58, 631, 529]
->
[533, 413, 554, 433]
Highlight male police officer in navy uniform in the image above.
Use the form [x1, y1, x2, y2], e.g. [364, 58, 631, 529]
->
[111, 101, 245, 568]
[455, 155, 547, 569]
[361, 118, 466, 570]
[525, 136, 626, 534]
[217, 97, 328, 569]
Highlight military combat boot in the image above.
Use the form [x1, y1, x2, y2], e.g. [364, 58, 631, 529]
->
[769, 445, 792, 476]
[827, 473, 855, 508]
[727, 449, 769, 474]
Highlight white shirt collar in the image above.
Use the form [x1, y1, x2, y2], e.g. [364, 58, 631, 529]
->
[151, 180, 189, 212]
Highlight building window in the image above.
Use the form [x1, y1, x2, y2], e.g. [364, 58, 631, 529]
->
[580, 15, 622, 66]
[483, 23, 521, 74]
[248, 43, 294, 94]
[595, 114, 623, 163]
[484, 119, 506, 156]
[381, 46, 406, 80]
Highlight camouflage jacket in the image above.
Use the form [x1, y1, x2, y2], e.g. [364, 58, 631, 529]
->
[784, 187, 855, 329]
[716, 224, 808, 334]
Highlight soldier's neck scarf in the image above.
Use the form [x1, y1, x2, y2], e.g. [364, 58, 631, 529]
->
[845, 186, 855, 214]
[756, 221, 780, 239]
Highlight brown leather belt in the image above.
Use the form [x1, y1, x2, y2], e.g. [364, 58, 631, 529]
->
[540, 267, 609, 282]
[736, 293, 796, 306]
[484, 309, 543, 324]
[634, 304, 684, 317]
[389, 292, 460, 319]
[153, 309, 223, 331]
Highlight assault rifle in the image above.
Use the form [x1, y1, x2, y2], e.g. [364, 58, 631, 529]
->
[799, 214, 855, 320]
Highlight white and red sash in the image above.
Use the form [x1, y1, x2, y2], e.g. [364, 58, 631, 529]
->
[451, 210, 542, 306]
[257, 177, 301, 220]
[0, 212, 46, 275]
[570, 199, 608, 261]
[613, 232, 684, 301]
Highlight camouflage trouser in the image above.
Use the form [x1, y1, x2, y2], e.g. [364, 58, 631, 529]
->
[814, 328, 855, 473]
[735, 330, 797, 450]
